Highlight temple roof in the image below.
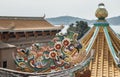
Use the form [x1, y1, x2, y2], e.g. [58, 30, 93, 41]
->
[0, 16, 63, 32]
[79, 25, 120, 77]
[76, 3, 120, 77]
[0, 41, 15, 49]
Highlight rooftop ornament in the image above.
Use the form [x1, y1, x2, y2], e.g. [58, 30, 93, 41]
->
[94, 3, 109, 26]
[13, 31, 84, 73]
[95, 3, 108, 20]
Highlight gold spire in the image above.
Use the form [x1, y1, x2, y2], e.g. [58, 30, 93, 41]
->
[95, 3, 108, 19]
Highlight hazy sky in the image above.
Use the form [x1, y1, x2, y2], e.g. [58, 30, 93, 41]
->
[0, 0, 119, 19]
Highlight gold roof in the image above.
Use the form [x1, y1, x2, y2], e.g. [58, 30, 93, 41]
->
[75, 4, 120, 77]
[79, 26, 120, 77]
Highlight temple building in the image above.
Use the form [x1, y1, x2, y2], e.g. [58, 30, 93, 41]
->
[0, 16, 63, 47]
[0, 16, 63, 73]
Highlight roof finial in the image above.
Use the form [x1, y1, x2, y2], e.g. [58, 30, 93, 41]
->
[98, 3, 105, 9]
[98, 3, 105, 7]
[43, 14, 46, 18]
[95, 3, 108, 20]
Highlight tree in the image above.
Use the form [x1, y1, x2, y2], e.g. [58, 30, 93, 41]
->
[67, 21, 90, 40]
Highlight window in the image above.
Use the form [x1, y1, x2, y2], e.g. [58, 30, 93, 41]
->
[37, 31, 42, 36]
[28, 32, 34, 37]
[9, 32, 16, 38]
[0, 61, 1, 67]
[3, 61, 7, 68]
[44, 31, 50, 35]
[17, 32, 25, 37]
[2, 32, 9, 40]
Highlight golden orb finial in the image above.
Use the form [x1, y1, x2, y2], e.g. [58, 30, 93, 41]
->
[95, 3, 108, 20]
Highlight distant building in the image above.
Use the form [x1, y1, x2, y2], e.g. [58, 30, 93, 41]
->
[0, 16, 63, 70]
[0, 16, 63, 47]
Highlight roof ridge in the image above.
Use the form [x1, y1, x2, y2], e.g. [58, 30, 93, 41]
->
[0, 16, 45, 20]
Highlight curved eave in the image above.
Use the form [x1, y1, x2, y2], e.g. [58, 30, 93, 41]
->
[0, 26, 63, 32]
[1, 52, 92, 77]
[0, 42, 15, 49]
[108, 26, 120, 41]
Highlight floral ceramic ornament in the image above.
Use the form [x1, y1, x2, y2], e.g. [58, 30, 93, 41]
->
[62, 38, 71, 47]
[54, 42, 62, 50]
[13, 31, 82, 73]
[49, 51, 58, 59]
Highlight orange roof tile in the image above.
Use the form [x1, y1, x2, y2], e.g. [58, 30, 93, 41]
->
[0, 16, 63, 31]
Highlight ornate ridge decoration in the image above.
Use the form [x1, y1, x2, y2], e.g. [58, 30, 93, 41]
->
[13, 31, 83, 73]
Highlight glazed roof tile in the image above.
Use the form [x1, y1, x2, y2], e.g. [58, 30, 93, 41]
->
[0, 16, 63, 32]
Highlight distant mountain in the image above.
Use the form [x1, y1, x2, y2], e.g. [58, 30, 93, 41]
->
[46, 16, 89, 25]
[107, 16, 120, 25]
[46, 16, 120, 25]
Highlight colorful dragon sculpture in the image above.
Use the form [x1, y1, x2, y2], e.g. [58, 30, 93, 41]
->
[13, 31, 83, 73]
